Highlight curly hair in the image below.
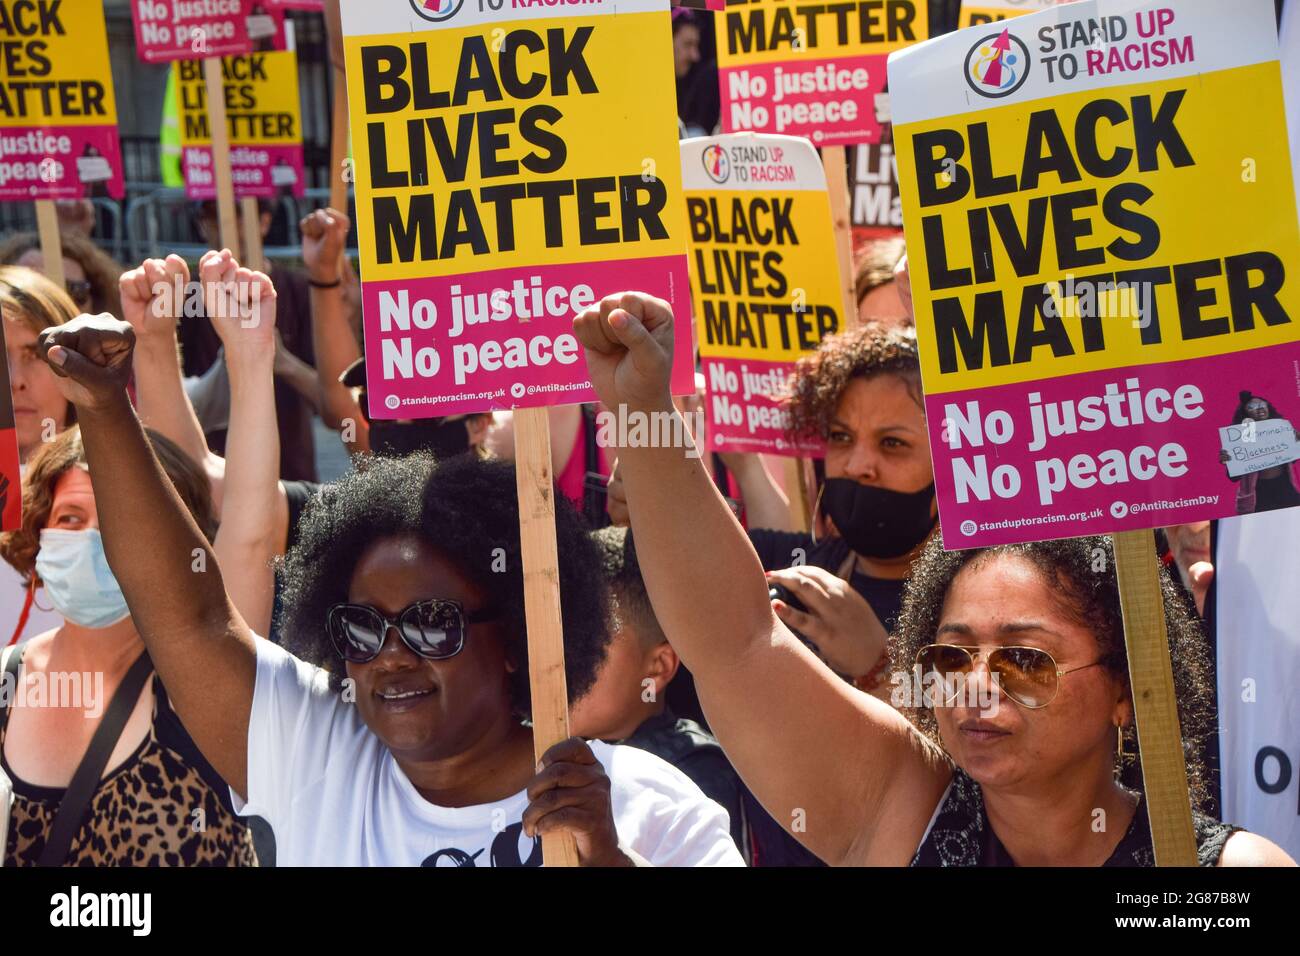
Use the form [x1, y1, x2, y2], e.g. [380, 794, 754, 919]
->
[784, 323, 923, 443]
[889, 533, 1216, 811]
[276, 453, 612, 719]
[0, 425, 217, 585]
[853, 236, 906, 305]
[0, 231, 124, 318]
[591, 525, 665, 650]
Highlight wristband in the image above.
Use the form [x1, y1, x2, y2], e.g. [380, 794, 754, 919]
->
[308, 276, 342, 289]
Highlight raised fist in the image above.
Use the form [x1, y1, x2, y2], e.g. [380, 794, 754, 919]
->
[38, 313, 136, 411]
[120, 255, 190, 340]
[300, 207, 350, 284]
[572, 292, 675, 415]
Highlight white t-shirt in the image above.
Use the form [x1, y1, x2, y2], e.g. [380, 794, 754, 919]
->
[234, 639, 744, 867]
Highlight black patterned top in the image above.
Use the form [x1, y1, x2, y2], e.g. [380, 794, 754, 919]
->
[2, 646, 257, 867]
[911, 768, 1238, 867]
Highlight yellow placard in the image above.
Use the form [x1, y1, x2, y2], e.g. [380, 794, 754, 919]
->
[895, 63, 1300, 396]
[344, 13, 685, 282]
[0, 0, 117, 128]
[175, 50, 302, 148]
[717, 0, 928, 68]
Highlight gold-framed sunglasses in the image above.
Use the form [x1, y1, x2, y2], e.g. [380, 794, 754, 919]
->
[914, 643, 1104, 709]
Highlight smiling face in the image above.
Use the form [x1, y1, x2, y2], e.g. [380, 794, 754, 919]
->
[930, 554, 1130, 793]
[6, 315, 71, 461]
[1244, 397, 1272, 421]
[345, 534, 515, 762]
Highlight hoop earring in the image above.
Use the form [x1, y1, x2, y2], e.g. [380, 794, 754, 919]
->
[810, 481, 826, 547]
[31, 578, 55, 614]
[1116, 723, 1124, 761]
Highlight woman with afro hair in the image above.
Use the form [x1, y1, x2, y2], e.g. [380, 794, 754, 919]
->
[31, 294, 742, 867]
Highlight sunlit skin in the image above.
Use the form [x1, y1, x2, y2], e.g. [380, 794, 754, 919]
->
[343, 533, 537, 808]
[14, 248, 88, 306]
[823, 375, 936, 579]
[4, 467, 151, 789]
[932, 554, 1139, 865]
[569, 617, 677, 742]
[857, 279, 909, 326]
[1164, 522, 1212, 615]
[6, 316, 71, 462]
[673, 23, 701, 79]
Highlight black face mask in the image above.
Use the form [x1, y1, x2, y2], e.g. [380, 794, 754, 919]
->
[820, 477, 937, 560]
[368, 417, 472, 460]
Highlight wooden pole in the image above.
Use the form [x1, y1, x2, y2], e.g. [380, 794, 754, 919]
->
[203, 56, 241, 260]
[34, 201, 65, 293]
[821, 145, 858, 327]
[240, 196, 263, 270]
[1111, 528, 1198, 866]
[329, 65, 349, 215]
[512, 406, 580, 867]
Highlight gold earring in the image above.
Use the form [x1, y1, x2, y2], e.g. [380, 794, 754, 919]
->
[1116, 724, 1124, 761]
[810, 481, 826, 546]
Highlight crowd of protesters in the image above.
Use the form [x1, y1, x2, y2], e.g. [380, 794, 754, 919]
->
[1, 4, 1298, 869]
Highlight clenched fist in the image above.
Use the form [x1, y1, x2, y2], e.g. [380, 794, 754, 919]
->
[573, 292, 675, 415]
[38, 313, 136, 412]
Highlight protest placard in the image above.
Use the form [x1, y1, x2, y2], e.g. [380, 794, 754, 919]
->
[342, 0, 693, 420]
[132, 0, 286, 64]
[1219, 417, 1300, 480]
[0, 316, 18, 532]
[958, 0, 1058, 30]
[716, 0, 926, 146]
[849, 141, 901, 239]
[175, 48, 305, 200]
[0, 0, 124, 201]
[890, 0, 1300, 548]
[683, 133, 847, 457]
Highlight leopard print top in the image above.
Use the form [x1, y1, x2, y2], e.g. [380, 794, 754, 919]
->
[1, 646, 257, 867]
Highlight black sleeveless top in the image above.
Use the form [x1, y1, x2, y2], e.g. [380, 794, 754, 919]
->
[911, 768, 1238, 867]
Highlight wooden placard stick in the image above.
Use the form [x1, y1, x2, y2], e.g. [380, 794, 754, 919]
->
[820, 145, 857, 327]
[512, 405, 580, 867]
[240, 196, 263, 270]
[203, 56, 241, 260]
[329, 65, 350, 216]
[34, 201, 65, 292]
[1111, 528, 1198, 866]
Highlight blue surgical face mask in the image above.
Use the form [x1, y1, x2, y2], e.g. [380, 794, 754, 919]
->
[34, 529, 131, 629]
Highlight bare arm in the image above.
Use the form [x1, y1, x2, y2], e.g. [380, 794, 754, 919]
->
[38, 313, 255, 798]
[206, 251, 290, 638]
[573, 292, 949, 866]
[303, 208, 368, 453]
[121, 257, 227, 510]
[718, 451, 793, 531]
[272, 331, 322, 412]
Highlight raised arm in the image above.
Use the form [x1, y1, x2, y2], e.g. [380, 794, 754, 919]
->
[573, 293, 949, 865]
[39, 313, 257, 799]
[203, 249, 289, 638]
[302, 208, 367, 452]
[717, 451, 793, 531]
[121, 256, 227, 510]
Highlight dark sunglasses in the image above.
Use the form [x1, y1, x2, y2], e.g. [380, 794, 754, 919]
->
[66, 279, 93, 308]
[326, 599, 501, 663]
[914, 643, 1103, 709]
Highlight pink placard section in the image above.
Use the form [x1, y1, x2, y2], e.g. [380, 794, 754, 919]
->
[364, 256, 695, 420]
[0, 126, 124, 201]
[702, 356, 824, 457]
[719, 55, 887, 147]
[928, 342, 1300, 549]
[132, 3, 272, 64]
[181, 144, 305, 199]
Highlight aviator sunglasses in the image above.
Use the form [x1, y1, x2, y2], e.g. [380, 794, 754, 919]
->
[326, 598, 502, 663]
[914, 644, 1104, 709]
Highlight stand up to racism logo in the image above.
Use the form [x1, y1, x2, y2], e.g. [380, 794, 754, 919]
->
[702, 144, 731, 184]
[964, 27, 1031, 98]
[409, 0, 465, 23]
